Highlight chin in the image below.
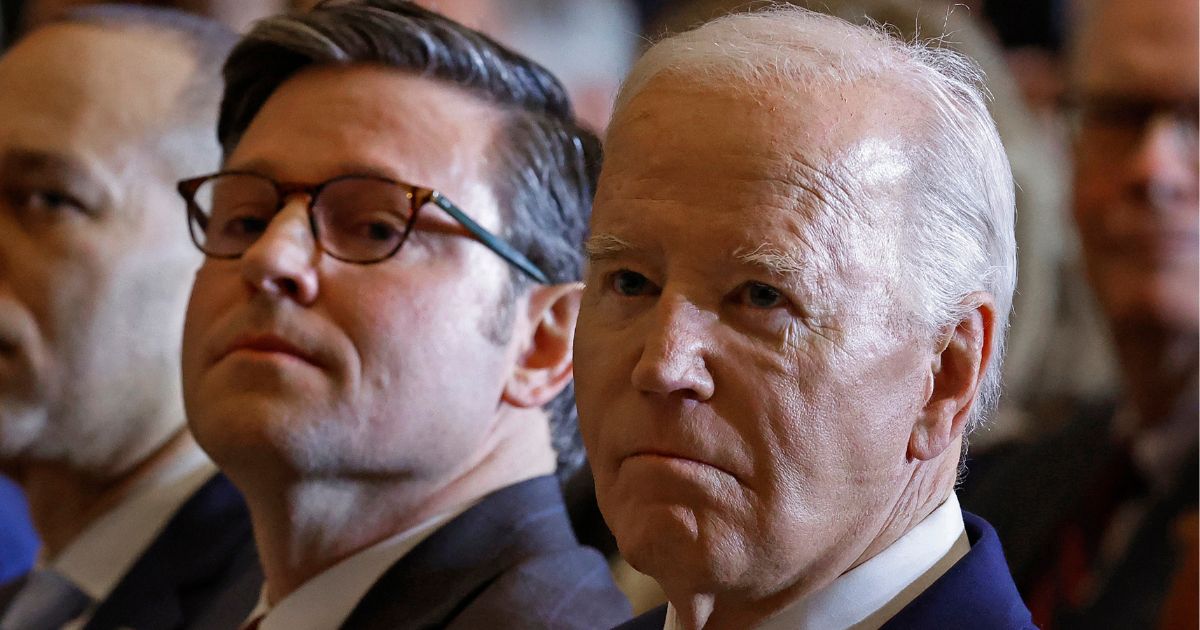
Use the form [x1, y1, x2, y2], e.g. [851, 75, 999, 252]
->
[606, 494, 749, 592]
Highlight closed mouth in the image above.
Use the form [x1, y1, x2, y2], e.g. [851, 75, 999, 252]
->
[221, 334, 318, 366]
[625, 450, 740, 481]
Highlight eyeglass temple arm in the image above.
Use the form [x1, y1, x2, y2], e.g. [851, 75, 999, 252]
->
[429, 192, 550, 284]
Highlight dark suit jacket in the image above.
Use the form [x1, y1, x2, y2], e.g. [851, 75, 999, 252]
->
[961, 402, 1198, 629]
[341, 474, 631, 630]
[0, 474, 260, 630]
[615, 511, 1034, 630]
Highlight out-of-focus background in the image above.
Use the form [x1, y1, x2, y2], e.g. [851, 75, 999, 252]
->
[0, 0, 1116, 444]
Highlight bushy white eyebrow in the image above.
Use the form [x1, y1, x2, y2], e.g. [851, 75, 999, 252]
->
[583, 232, 637, 261]
[732, 243, 806, 276]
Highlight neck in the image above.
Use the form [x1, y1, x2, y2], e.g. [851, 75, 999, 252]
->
[244, 407, 556, 604]
[1110, 322, 1199, 430]
[14, 429, 193, 558]
[669, 442, 960, 630]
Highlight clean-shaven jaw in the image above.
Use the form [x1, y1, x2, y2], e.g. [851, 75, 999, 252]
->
[575, 52, 998, 630]
[180, 66, 574, 602]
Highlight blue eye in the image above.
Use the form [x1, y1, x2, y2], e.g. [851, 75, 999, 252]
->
[611, 270, 655, 296]
[740, 282, 786, 308]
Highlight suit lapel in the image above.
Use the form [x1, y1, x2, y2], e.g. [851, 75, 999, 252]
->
[340, 475, 576, 630]
[83, 474, 256, 630]
[882, 512, 1033, 629]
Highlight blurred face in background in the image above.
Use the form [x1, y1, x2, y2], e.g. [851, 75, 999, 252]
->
[1071, 0, 1199, 334]
[21, 0, 286, 32]
[0, 24, 201, 474]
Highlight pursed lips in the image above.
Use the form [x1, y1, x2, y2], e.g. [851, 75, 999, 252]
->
[217, 332, 321, 367]
[623, 448, 742, 483]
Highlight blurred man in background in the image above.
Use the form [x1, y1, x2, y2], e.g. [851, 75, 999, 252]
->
[961, 0, 1198, 626]
[0, 8, 259, 629]
[15, 0, 285, 33]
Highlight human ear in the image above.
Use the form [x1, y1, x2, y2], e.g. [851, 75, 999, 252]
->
[502, 282, 584, 408]
[908, 293, 996, 461]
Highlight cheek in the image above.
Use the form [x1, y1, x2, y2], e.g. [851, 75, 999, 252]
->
[181, 265, 236, 378]
[572, 311, 626, 426]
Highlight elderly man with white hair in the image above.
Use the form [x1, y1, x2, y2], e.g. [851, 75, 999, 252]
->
[574, 7, 1035, 630]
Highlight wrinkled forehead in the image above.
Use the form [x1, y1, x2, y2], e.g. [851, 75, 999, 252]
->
[599, 73, 918, 247]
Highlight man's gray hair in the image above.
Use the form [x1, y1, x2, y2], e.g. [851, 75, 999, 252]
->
[615, 6, 1016, 431]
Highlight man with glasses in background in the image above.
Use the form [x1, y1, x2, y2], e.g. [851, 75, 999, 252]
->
[962, 0, 1198, 626]
[179, 2, 630, 628]
[0, 7, 263, 630]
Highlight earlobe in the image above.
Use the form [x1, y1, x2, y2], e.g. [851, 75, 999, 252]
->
[502, 282, 584, 409]
[908, 294, 996, 461]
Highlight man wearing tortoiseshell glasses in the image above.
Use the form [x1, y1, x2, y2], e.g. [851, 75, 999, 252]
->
[178, 2, 629, 629]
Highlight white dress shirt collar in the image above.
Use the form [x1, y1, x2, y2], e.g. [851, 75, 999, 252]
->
[52, 441, 216, 621]
[249, 502, 475, 630]
[665, 493, 969, 630]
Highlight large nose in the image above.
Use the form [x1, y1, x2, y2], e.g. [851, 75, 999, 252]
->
[1126, 113, 1199, 210]
[239, 198, 320, 305]
[630, 293, 715, 401]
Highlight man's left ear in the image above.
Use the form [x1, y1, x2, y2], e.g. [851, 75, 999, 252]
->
[502, 282, 584, 408]
[909, 292, 997, 461]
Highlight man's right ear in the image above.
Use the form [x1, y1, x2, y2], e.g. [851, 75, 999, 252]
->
[908, 293, 996, 462]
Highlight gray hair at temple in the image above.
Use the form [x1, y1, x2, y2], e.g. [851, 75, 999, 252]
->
[615, 6, 1016, 432]
[54, 4, 237, 177]
[217, 0, 601, 479]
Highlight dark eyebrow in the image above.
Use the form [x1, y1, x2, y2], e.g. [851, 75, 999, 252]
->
[0, 148, 112, 211]
[223, 158, 402, 183]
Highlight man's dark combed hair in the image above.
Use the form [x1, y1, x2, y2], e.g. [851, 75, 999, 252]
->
[219, 0, 601, 481]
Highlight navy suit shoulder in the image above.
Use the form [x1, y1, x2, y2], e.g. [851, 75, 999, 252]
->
[611, 512, 1033, 630]
[83, 473, 261, 630]
[342, 475, 632, 630]
[881, 511, 1034, 629]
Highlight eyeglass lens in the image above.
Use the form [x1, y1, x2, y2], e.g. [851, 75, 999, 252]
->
[188, 174, 417, 263]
